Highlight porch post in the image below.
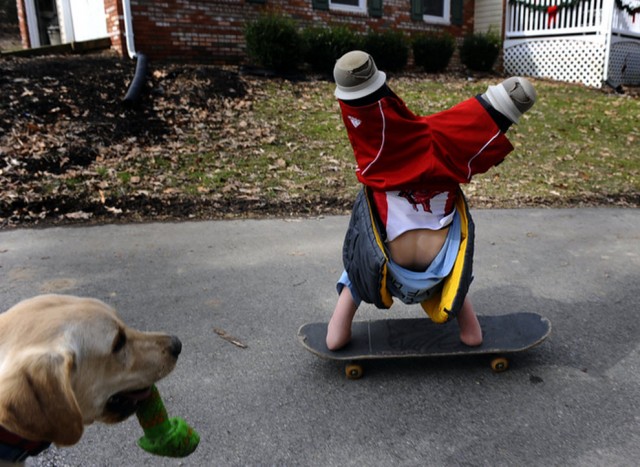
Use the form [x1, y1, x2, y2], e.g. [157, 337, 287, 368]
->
[601, 0, 616, 84]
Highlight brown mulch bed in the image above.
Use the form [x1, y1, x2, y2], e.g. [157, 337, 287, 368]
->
[1, 52, 292, 228]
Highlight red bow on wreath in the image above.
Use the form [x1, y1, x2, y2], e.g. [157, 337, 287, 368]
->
[547, 5, 559, 27]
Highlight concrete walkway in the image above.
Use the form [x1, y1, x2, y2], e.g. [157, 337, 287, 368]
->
[0, 208, 638, 466]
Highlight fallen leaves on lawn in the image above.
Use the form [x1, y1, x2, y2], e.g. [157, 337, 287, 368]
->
[1, 53, 638, 229]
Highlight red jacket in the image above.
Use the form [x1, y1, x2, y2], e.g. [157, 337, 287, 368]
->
[338, 94, 514, 193]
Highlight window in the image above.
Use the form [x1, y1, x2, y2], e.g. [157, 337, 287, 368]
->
[313, 0, 381, 17]
[411, 0, 462, 25]
[330, 0, 367, 14]
[423, 0, 450, 24]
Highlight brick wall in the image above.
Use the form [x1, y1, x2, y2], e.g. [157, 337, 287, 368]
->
[104, 0, 124, 54]
[108, 0, 475, 63]
[16, 0, 29, 49]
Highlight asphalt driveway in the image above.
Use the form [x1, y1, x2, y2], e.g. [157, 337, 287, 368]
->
[0, 208, 638, 466]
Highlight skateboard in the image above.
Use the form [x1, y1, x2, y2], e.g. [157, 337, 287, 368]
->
[298, 313, 551, 379]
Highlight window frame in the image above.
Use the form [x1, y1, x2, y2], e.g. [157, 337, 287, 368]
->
[423, 0, 451, 25]
[329, 0, 367, 14]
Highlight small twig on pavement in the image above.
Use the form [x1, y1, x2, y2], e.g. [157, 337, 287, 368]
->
[213, 327, 248, 349]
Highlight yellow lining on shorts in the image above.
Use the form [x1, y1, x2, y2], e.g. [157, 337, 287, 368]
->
[420, 193, 471, 323]
[365, 187, 394, 308]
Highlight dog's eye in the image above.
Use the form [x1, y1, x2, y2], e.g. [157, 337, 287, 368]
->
[112, 330, 127, 353]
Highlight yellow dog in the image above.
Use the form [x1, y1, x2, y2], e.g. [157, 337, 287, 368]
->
[0, 294, 181, 465]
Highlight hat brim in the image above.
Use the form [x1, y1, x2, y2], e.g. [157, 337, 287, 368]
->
[334, 71, 387, 100]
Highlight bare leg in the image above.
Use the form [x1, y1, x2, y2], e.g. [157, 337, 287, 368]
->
[457, 297, 483, 346]
[326, 287, 358, 350]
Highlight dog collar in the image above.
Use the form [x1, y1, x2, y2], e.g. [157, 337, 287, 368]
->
[0, 426, 51, 462]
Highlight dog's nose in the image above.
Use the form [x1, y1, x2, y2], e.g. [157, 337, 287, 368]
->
[169, 336, 182, 358]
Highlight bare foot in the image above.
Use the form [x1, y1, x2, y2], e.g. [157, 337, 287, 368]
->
[326, 288, 358, 350]
[457, 297, 483, 347]
[326, 318, 351, 350]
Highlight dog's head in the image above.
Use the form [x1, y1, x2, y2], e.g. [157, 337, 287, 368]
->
[0, 294, 181, 446]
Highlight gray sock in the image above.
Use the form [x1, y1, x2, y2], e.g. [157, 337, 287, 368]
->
[483, 77, 536, 124]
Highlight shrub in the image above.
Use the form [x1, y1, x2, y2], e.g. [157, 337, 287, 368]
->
[244, 14, 302, 72]
[412, 33, 455, 73]
[301, 26, 361, 74]
[459, 31, 501, 72]
[362, 30, 409, 72]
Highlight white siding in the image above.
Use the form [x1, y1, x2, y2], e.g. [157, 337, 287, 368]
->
[474, 0, 504, 34]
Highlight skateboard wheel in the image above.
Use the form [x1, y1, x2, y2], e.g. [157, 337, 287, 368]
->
[491, 357, 509, 373]
[345, 363, 363, 380]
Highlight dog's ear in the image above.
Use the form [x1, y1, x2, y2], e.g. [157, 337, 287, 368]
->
[0, 351, 84, 446]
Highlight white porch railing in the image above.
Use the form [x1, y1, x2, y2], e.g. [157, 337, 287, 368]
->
[506, 0, 640, 38]
[504, 0, 640, 87]
[507, 0, 609, 37]
[612, 0, 640, 36]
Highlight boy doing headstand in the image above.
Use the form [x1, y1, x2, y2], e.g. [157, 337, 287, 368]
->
[326, 51, 536, 350]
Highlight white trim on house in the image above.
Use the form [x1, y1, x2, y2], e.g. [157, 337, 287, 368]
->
[22, 0, 108, 48]
[58, 0, 75, 43]
[24, 0, 40, 47]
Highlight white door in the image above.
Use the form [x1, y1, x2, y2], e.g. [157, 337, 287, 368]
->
[68, 0, 108, 42]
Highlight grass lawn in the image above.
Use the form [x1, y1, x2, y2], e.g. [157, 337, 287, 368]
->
[2, 62, 638, 227]
[217, 76, 639, 209]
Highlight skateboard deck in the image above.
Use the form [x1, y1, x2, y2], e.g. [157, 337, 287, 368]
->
[298, 313, 550, 378]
